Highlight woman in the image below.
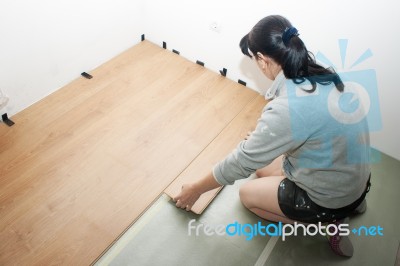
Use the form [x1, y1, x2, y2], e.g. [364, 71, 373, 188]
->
[174, 15, 371, 257]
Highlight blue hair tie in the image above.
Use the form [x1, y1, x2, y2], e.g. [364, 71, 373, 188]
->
[282, 27, 299, 46]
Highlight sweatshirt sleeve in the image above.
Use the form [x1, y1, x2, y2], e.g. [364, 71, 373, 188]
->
[213, 101, 297, 185]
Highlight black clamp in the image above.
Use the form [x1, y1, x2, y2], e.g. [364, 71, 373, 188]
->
[2, 113, 15, 127]
[219, 68, 227, 77]
[196, 60, 205, 67]
[81, 72, 93, 79]
[238, 79, 247, 86]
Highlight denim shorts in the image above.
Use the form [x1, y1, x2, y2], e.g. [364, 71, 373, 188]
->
[277, 175, 371, 223]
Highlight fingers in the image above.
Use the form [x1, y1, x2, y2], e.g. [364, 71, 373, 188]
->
[172, 195, 180, 202]
[174, 199, 192, 211]
[173, 194, 192, 211]
[173, 183, 198, 212]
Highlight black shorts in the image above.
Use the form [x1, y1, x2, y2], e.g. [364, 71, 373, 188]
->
[277, 175, 371, 223]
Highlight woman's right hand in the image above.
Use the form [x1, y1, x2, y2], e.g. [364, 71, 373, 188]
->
[173, 172, 222, 212]
[173, 183, 202, 211]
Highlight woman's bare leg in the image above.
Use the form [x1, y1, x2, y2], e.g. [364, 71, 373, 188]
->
[239, 155, 294, 223]
[243, 156, 354, 257]
[239, 175, 295, 224]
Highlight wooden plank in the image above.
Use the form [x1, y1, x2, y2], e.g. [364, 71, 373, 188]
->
[164, 95, 267, 214]
[0, 41, 258, 265]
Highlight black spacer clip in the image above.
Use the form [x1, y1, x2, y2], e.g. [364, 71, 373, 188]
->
[219, 68, 227, 77]
[238, 79, 247, 86]
[2, 113, 15, 127]
[81, 72, 93, 79]
[196, 60, 205, 67]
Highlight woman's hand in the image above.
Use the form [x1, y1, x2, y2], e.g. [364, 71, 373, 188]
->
[173, 172, 222, 212]
[173, 183, 202, 211]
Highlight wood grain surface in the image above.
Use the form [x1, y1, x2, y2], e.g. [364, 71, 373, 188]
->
[0, 41, 260, 265]
[164, 96, 267, 214]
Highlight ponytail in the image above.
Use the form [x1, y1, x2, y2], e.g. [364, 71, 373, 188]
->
[240, 15, 344, 92]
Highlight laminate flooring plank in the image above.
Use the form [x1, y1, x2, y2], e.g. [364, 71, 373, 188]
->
[0, 41, 258, 265]
[164, 96, 268, 214]
[0, 41, 157, 158]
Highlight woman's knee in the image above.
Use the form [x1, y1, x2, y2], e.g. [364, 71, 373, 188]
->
[255, 168, 264, 178]
[256, 168, 272, 178]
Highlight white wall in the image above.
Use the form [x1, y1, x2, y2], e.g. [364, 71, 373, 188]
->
[143, 0, 400, 160]
[0, 0, 145, 116]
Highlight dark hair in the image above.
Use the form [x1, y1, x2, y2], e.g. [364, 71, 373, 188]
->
[240, 15, 344, 92]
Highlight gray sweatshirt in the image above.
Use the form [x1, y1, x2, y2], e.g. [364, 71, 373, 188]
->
[213, 71, 371, 209]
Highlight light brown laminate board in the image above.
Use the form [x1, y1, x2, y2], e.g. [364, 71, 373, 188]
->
[0, 41, 258, 265]
[164, 95, 267, 214]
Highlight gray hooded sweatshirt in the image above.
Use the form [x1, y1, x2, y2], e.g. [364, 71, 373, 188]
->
[213, 71, 370, 209]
